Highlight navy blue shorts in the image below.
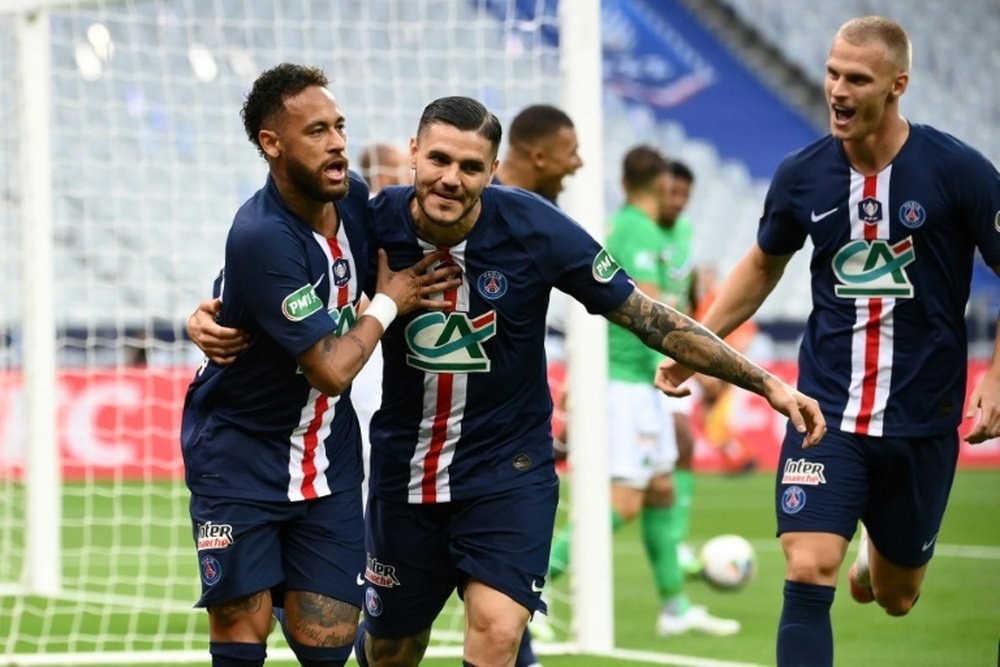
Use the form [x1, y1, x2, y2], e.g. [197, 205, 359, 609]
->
[361, 478, 559, 638]
[774, 424, 958, 567]
[189, 489, 365, 609]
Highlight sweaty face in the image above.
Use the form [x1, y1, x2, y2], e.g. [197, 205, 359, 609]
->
[273, 86, 350, 202]
[824, 36, 905, 142]
[409, 122, 497, 235]
[535, 125, 583, 202]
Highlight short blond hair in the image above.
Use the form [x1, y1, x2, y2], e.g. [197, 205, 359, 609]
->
[837, 16, 912, 72]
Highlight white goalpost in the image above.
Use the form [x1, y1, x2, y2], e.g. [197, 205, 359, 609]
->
[0, 0, 610, 663]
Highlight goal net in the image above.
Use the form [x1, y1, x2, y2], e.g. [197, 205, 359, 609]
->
[0, 0, 608, 663]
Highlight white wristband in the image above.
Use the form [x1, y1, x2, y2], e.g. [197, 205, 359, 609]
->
[362, 293, 398, 331]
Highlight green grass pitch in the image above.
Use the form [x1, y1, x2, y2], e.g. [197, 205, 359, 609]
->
[2, 469, 997, 666]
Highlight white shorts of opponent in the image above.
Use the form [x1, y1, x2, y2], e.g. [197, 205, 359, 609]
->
[608, 380, 682, 489]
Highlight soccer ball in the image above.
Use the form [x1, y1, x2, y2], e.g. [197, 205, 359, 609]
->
[699, 534, 757, 591]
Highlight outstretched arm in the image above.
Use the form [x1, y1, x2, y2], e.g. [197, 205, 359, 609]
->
[654, 243, 791, 394]
[606, 276, 824, 446]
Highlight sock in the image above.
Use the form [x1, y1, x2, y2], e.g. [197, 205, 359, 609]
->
[641, 505, 684, 605]
[548, 509, 624, 581]
[776, 580, 835, 667]
[670, 470, 695, 543]
[209, 641, 266, 667]
[353, 619, 370, 667]
[514, 627, 538, 667]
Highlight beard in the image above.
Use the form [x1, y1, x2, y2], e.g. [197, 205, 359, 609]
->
[286, 155, 349, 203]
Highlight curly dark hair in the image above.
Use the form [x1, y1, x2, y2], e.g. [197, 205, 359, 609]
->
[241, 63, 329, 158]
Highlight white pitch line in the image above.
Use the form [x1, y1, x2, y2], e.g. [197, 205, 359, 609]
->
[617, 541, 1000, 560]
[597, 647, 769, 667]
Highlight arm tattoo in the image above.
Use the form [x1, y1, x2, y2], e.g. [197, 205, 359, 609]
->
[607, 290, 770, 394]
[343, 332, 370, 359]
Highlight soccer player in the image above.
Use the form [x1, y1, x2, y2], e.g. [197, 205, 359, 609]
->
[655, 17, 1000, 667]
[180, 63, 458, 667]
[544, 148, 736, 636]
[353, 95, 824, 667]
[492, 103, 582, 203]
[358, 142, 413, 194]
[492, 103, 584, 667]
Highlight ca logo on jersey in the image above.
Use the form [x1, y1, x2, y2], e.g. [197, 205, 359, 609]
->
[832, 237, 915, 298]
[404, 311, 497, 373]
[328, 303, 358, 335]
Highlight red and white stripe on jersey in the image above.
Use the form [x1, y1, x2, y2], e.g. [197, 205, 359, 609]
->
[284, 226, 358, 500]
[407, 240, 471, 503]
[839, 169, 896, 436]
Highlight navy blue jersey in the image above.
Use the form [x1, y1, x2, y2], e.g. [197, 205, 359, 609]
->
[758, 124, 1000, 436]
[182, 172, 371, 501]
[367, 185, 634, 503]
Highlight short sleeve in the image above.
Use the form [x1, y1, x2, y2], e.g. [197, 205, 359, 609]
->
[224, 219, 335, 358]
[757, 157, 809, 257]
[956, 149, 1000, 267]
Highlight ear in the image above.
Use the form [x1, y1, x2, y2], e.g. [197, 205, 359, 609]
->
[409, 136, 418, 169]
[530, 145, 547, 168]
[890, 71, 909, 99]
[259, 129, 280, 159]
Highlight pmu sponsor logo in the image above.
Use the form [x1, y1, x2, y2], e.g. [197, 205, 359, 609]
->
[781, 458, 826, 485]
[282, 283, 324, 321]
[197, 521, 235, 551]
[831, 237, 916, 298]
[592, 248, 621, 283]
[404, 311, 497, 373]
[364, 555, 402, 588]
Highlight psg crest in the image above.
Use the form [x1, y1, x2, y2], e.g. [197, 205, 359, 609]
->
[476, 270, 508, 300]
[898, 200, 926, 229]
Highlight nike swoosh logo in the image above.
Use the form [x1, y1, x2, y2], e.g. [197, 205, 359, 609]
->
[356, 573, 366, 586]
[921, 534, 938, 551]
[531, 580, 544, 593]
[811, 207, 838, 222]
[313, 274, 326, 289]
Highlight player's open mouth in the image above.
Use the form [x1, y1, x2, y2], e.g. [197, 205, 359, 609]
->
[324, 161, 347, 181]
[832, 104, 855, 123]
